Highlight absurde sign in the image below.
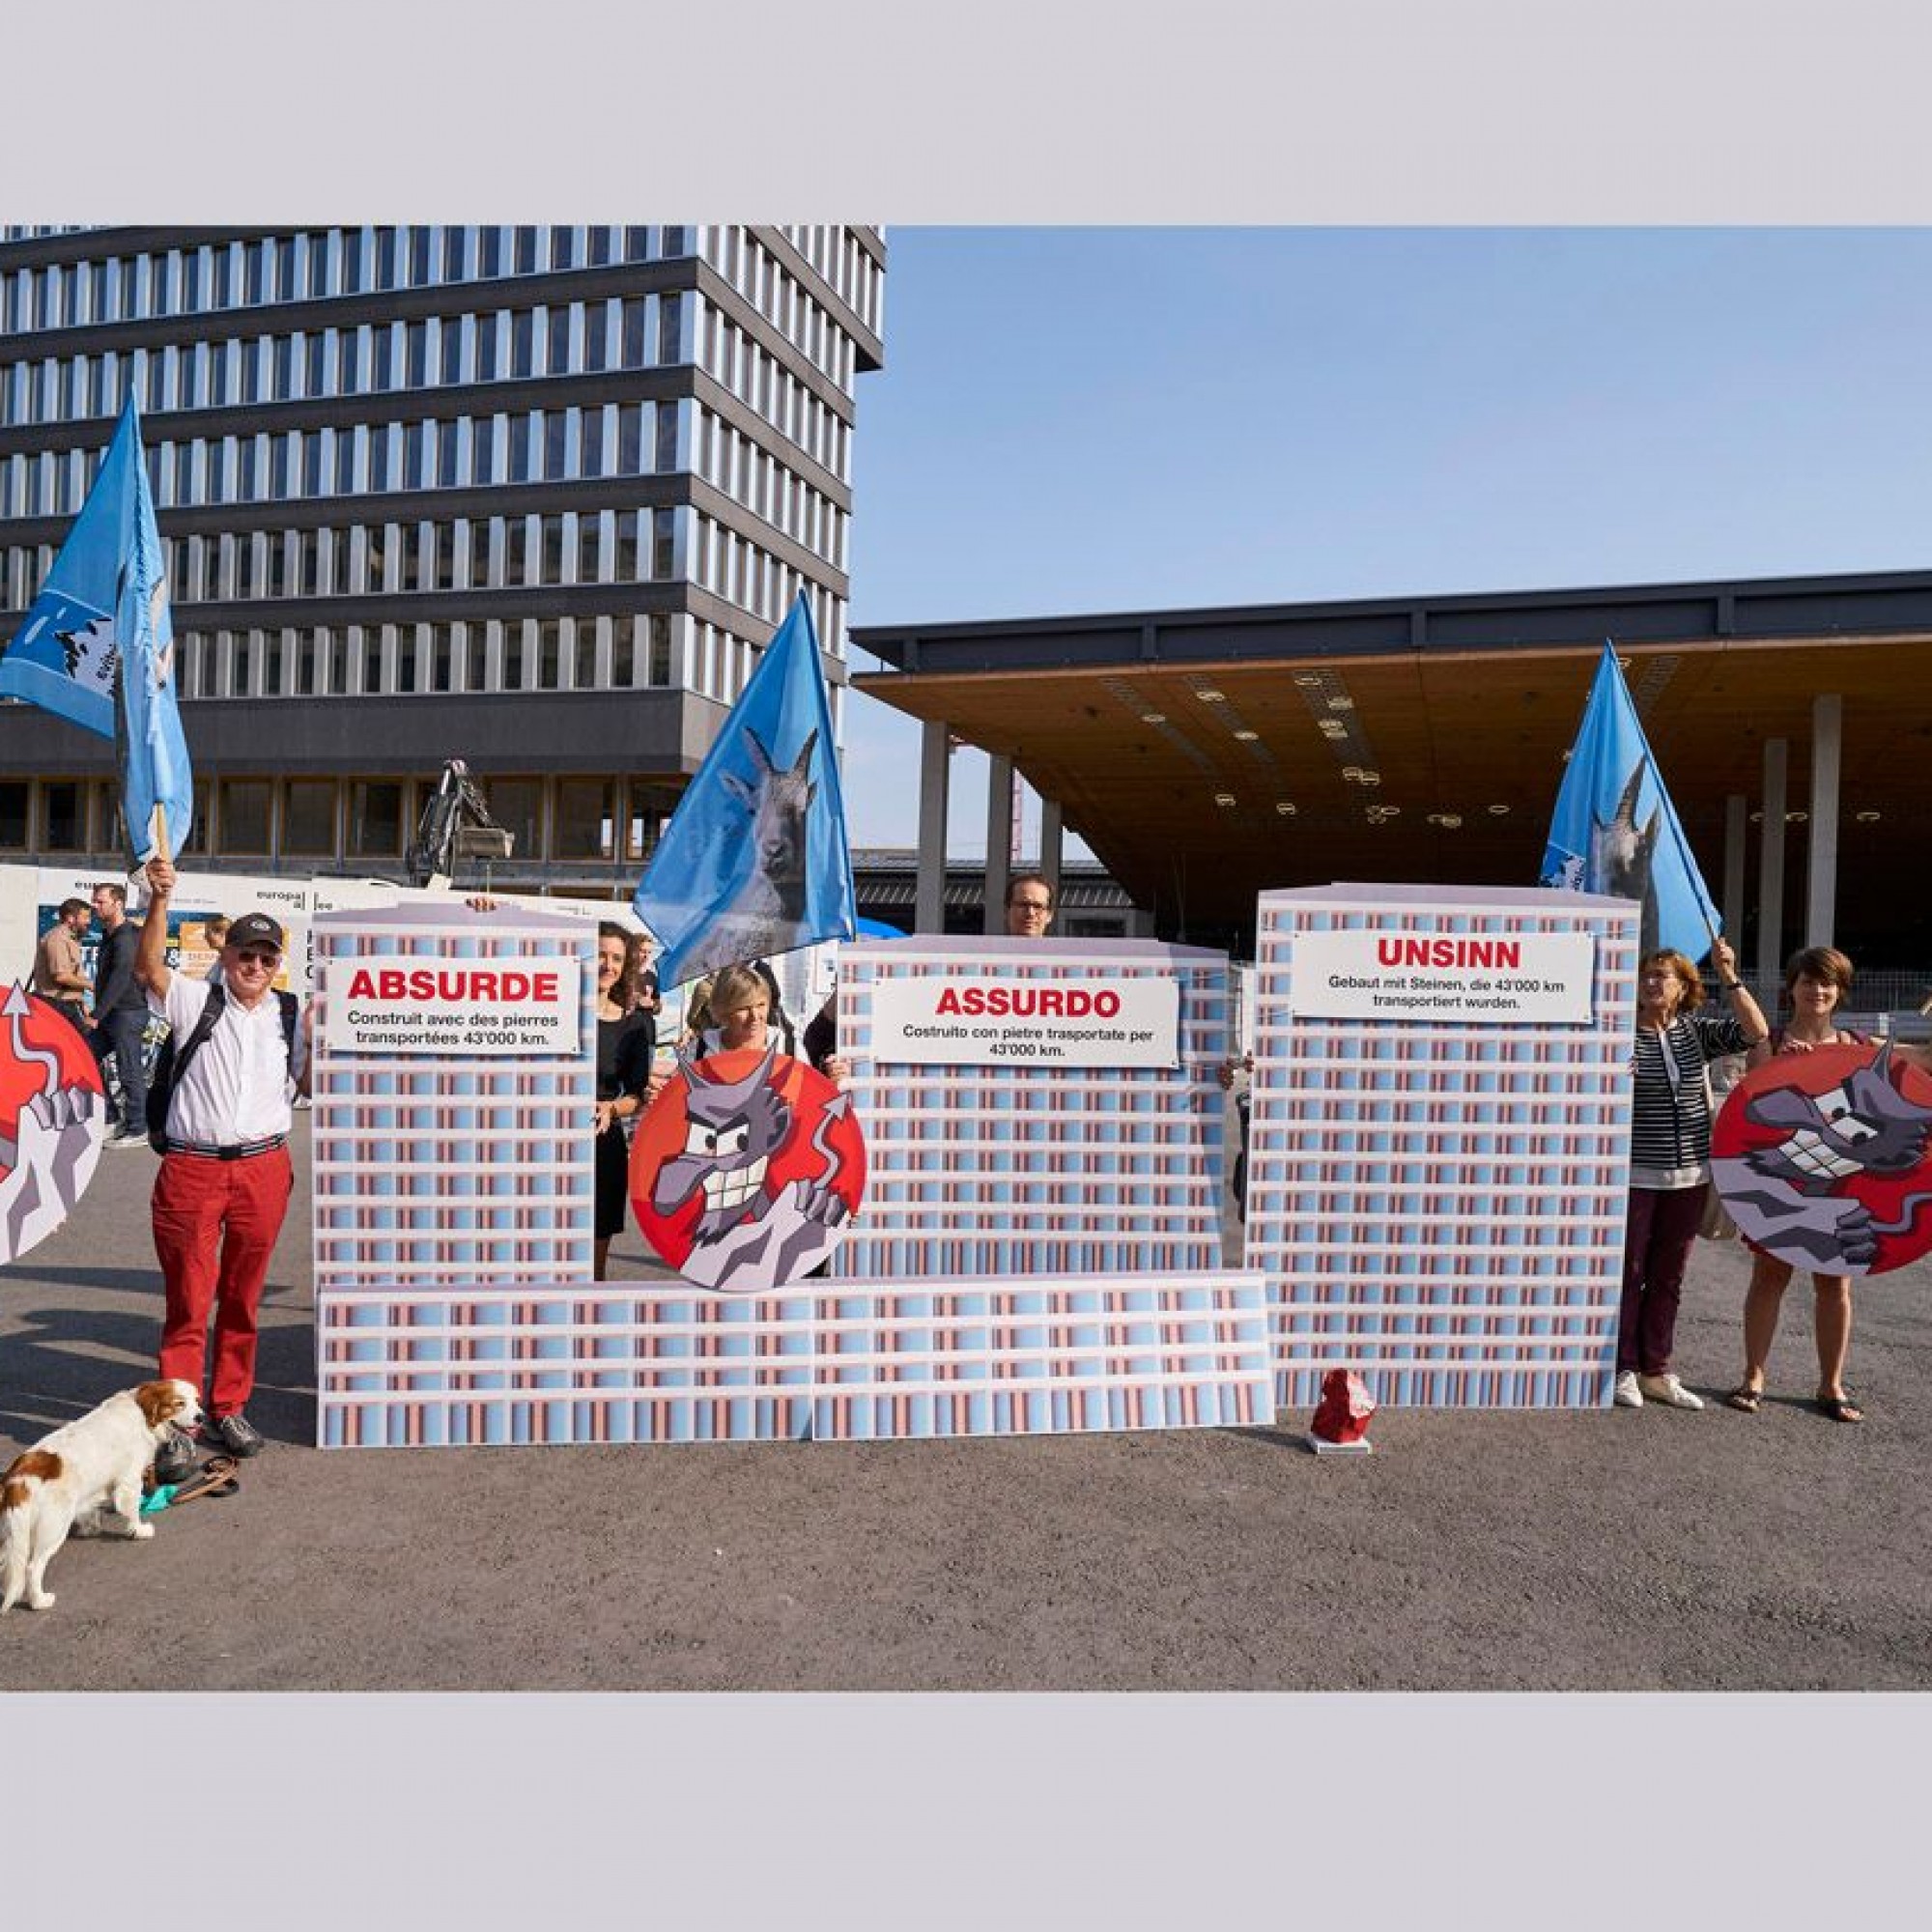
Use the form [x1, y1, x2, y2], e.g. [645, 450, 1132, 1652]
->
[322, 952, 582, 1055]
[869, 972, 1180, 1067]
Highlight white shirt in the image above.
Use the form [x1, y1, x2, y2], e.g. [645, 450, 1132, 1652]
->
[149, 974, 304, 1146]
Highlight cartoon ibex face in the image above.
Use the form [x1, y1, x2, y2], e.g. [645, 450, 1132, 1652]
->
[650, 1040, 795, 1238]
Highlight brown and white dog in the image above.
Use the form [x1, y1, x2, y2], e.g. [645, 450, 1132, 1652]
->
[0, 1378, 201, 1613]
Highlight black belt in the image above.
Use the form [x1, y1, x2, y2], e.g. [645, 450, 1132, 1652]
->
[164, 1135, 288, 1161]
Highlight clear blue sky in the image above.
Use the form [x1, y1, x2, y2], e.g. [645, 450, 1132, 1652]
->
[837, 227, 1932, 857]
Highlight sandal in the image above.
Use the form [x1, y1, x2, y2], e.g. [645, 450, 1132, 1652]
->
[1814, 1392, 1864, 1425]
[1725, 1384, 1763, 1414]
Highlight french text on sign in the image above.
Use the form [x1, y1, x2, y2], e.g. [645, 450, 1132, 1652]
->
[322, 952, 583, 1057]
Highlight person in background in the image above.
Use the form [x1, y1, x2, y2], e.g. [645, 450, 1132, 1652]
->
[623, 929, 661, 1017]
[592, 921, 657, 1280]
[1005, 871, 1055, 938]
[31, 897, 93, 1042]
[1616, 934, 1767, 1411]
[88, 881, 151, 1148]
[202, 914, 232, 987]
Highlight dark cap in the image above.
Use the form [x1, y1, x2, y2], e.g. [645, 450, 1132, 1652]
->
[225, 912, 286, 954]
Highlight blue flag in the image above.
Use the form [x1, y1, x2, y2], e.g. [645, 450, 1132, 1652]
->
[0, 398, 193, 862]
[635, 592, 855, 986]
[1540, 639, 1719, 960]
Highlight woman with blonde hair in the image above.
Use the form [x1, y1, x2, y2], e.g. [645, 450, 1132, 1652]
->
[1617, 935, 1767, 1410]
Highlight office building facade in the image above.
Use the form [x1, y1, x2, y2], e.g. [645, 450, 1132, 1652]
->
[0, 223, 885, 893]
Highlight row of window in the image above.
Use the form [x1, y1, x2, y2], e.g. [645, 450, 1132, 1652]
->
[0, 770, 687, 867]
[6, 500, 684, 611]
[102, 598, 849, 709]
[0, 227, 695, 336]
[2, 399, 687, 525]
[170, 613, 681, 701]
[1, 293, 689, 432]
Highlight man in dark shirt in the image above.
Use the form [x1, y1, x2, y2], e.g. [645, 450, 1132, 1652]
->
[89, 881, 151, 1149]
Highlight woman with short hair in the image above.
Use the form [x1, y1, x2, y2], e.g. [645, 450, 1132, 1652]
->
[1727, 946, 1869, 1423]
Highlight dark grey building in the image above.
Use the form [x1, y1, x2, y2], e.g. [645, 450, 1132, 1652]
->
[0, 224, 885, 893]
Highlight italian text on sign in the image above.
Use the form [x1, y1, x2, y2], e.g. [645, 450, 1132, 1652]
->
[323, 954, 583, 1056]
[868, 973, 1181, 1068]
[1288, 930, 1597, 1024]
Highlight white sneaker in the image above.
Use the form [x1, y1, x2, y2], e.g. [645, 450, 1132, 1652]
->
[1613, 1370, 1644, 1408]
[1637, 1372, 1704, 1410]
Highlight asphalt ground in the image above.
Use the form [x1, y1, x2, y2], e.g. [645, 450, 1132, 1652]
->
[5, 1113, 1930, 1695]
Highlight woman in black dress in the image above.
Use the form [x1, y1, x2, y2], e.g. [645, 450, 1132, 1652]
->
[593, 921, 657, 1278]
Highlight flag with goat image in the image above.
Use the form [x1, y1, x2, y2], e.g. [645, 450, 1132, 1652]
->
[1538, 640, 1719, 960]
[634, 591, 855, 987]
[0, 397, 194, 862]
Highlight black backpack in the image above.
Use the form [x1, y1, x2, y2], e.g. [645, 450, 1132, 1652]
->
[146, 984, 299, 1152]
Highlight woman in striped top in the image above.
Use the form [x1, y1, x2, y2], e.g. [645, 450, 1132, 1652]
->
[1617, 936, 1767, 1411]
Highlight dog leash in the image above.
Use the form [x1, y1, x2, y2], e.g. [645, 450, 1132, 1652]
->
[139, 1453, 242, 1515]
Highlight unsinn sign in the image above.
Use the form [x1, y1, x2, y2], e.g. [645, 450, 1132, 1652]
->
[1288, 930, 1597, 1024]
[324, 953, 583, 1056]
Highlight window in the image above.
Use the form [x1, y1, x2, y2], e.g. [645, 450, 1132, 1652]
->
[348, 781, 406, 857]
[219, 779, 273, 853]
[487, 778, 541, 860]
[42, 781, 86, 851]
[547, 306, 570, 374]
[554, 778, 614, 858]
[652, 507, 677, 579]
[657, 293, 683, 363]
[655, 402, 678, 473]
[283, 780, 335, 855]
[621, 299, 648, 367]
[648, 613, 672, 687]
[0, 781, 27, 847]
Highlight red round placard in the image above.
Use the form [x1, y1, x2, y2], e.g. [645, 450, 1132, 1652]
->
[628, 1042, 866, 1293]
[0, 984, 109, 1265]
[1710, 1040, 1932, 1277]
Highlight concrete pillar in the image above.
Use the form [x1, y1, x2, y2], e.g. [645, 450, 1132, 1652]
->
[1805, 693, 1842, 946]
[1757, 738, 1787, 985]
[1723, 793, 1747, 946]
[1038, 794, 1065, 907]
[983, 753, 1013, 935]
[916, 720, 950, 935]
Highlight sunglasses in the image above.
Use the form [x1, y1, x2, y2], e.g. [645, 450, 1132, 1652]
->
[233, 947, 281, 966]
